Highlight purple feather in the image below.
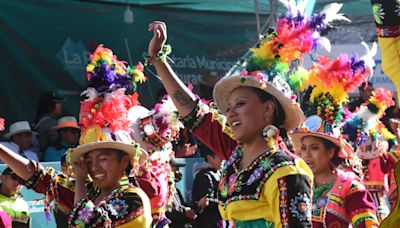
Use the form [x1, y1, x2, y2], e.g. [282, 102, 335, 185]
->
[309, 13, 327, 31]
[350, 53, 366, 73]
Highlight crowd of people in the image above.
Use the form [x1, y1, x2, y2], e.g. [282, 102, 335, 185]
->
[0, 1, 399, 227]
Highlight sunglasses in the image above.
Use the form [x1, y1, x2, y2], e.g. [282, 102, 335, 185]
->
[8, 173, 20, 181]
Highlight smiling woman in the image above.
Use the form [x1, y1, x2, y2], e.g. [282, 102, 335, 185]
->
[143, 1, 344, 223]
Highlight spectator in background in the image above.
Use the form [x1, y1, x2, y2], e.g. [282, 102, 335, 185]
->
[43, 116, 80, 162]
[33, 91, 64, 159]
[0, 121, 38, 162]
[348, 82, 374, 112]
[0, 168, 30, 228]
[166, 158, 196, 228]
[192, 150, 222, 228]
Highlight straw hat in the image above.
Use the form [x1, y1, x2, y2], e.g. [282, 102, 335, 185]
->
[69, 125, 147, 164]
[4, 121, 37, 139]
[290, 115, 354, 159]
[213, 73, 304, 131]
[54, 116, 80, 130]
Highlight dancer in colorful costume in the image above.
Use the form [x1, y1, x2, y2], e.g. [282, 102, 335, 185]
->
[142, 1, 355, 226]
[290, 48, 379, 227]
[0, 45, 152, 227]
[342, 87, 399, 222]
[128, 96, 184, 227]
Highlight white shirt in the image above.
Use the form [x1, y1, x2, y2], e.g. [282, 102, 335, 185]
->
[0, 141, 39, 162]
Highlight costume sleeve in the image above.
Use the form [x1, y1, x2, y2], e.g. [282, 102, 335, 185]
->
[22, 161, 75, 211]
[276, 174, 312, 227]
[345, 179, 379, 228]
[182, 101, 237, 160]
[69, 188, 150, 227]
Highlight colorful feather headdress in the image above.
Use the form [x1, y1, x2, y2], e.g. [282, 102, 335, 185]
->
[305, 42, 376, 127]
[70, 44, 148, 165]
[246, 1, 351, 87]
[80, 45, 146, 132]
[215, 1, 350, 131]
[342, 87, 397, 160]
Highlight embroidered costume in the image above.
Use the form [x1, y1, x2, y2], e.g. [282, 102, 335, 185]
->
[128, 96, 184, 227]
[23, 163, 151, 227]
[343, 88, 399, 222]
[312, 169, 378, 227]
[183, 102, 313, 227]
[33, 44, 152, 227]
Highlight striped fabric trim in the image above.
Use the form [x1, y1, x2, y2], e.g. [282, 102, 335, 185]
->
[329, 194, 344, 206]
[352, 211, 378, 227]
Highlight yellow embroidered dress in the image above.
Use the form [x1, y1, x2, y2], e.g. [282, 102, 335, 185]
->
[183, 102, 313, 227]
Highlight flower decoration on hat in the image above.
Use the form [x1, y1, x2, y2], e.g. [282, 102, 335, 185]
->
[342, 87, 397, 159]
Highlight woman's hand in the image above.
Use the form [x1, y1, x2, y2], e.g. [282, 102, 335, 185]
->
[148, 21, 167, 56]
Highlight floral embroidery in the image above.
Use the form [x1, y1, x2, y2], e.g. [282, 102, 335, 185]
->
[372, 3, 385, 25]
[218, 146, 294, 208]
[108, 198, 129, 219]
[77, 206, 94, 223]
[278, 178, 289, 227]
[290, 193, 311, 222]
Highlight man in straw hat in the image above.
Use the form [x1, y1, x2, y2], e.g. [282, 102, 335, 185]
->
[43, 116, 80, 162]
[0, 121, 38, 162]
[0, 44, 152, 227]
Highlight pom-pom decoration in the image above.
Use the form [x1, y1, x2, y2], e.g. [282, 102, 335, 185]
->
[86, 44, 146, 94]
[152, 96, 184, 142]
[342, 87, 398, 157]
[368, 87, 395, 117]
[79, 88, 140, 132]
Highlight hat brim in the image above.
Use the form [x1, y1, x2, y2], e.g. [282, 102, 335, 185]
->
[213, 75, 305, 131]
[70, 141, 148, 165]
[54, 124, 80, 130]
[171, 162, 186, 167]
[289, 131, 354, 159]
[4, 130, 38, 139]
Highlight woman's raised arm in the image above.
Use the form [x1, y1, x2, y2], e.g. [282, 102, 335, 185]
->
[148, 21, 197, 117]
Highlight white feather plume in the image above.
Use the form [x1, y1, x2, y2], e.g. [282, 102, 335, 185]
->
[361, 42, 377, 77]
[321, 3, 351, 25]
[81, 87, 98, 100]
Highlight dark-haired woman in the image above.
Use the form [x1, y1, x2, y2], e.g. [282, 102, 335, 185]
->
[147, 21, 313, 227]
[290, 131, 379, 227]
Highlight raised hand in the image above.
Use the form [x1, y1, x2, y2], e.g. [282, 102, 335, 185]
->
[148, 21, 167, 56]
